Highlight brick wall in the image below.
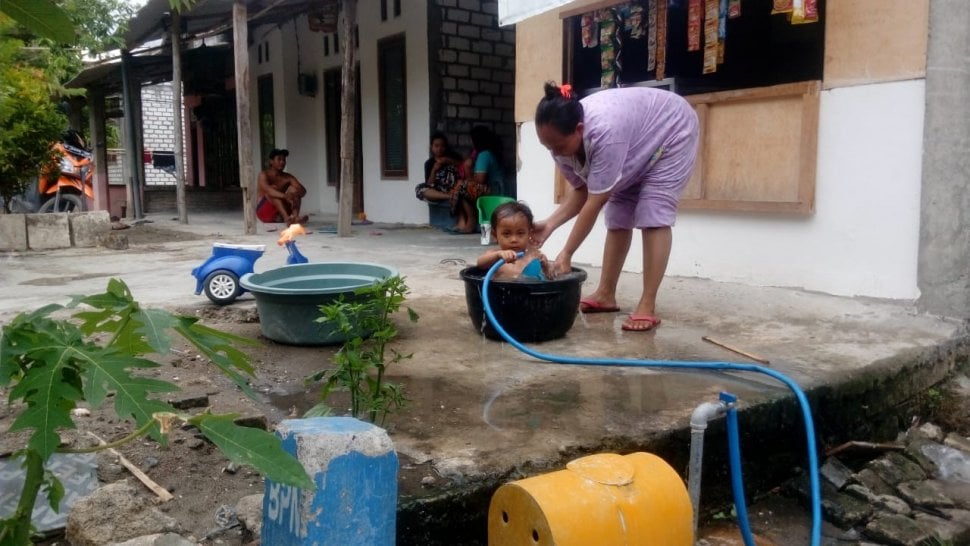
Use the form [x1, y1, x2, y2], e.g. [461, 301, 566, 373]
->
[140, 83, 182, 187]
[144, 186, 243, 213]
[429, 0, 517, 197]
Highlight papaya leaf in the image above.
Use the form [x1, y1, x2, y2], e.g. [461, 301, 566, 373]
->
[8, 350, 82, 461]
[75, 348, 176, 441]
[1, 314, 79, 385]
[0, 0, 75, 44]
[111, 317, 156, 356]
[73, 309, 120, 335]
[76, 348, 167, 406]
[17, 304, 64, 322]
[189, 414, 315, 490]
[106, 278, 134, 300]
[68, 279, 134, 311]
[132, 308, 180, 354]
[41, 470, 64, 512]
[175, 319, 257, 398]
[0, 325, 18, 385]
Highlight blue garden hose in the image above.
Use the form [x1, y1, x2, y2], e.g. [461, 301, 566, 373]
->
[722, 391, 754, 543]
[481, 257, 821, 546]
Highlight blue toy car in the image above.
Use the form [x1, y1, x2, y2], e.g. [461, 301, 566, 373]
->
[191, 243, 266, 305]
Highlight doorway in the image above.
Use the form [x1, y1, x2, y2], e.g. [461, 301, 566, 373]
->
[323, 65, 364, 215]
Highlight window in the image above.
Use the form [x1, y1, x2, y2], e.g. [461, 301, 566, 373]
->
[564, 0, 824, 97]
[323, 68, 341, 186]
[558, 0, 825, 213]
[257, 75, 274, 165]
[378, 34, 407, 178]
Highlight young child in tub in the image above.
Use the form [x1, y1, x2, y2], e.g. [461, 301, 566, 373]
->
[476, 201, 554, 280]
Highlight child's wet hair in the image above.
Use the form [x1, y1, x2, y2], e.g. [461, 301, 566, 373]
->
[491, 201, 534, 230]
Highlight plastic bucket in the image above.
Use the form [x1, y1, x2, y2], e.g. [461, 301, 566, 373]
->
[460, 266, 587, 342]
[241, 262, 397, 345]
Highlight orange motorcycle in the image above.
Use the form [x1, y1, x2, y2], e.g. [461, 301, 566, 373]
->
[38, 130, 94, 213]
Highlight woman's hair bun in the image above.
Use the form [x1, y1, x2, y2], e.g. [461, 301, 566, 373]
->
[543, 81, 561, 100]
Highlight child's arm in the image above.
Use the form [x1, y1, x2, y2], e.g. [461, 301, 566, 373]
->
[477, 249, 518, 270]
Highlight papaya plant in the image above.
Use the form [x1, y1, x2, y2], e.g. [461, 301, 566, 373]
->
[0, 279, 313, 545]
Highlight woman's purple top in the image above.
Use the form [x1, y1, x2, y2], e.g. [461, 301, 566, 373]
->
[553, 87, 697, 195]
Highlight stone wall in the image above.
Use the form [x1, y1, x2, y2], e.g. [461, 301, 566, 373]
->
[429, 0, 517, 197]
[0, 212, 110, 251]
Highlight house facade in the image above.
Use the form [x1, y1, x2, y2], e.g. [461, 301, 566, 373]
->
[244, 0, 516, 223]
[74, 0, 516, 225]
[509, 0, 969, 318]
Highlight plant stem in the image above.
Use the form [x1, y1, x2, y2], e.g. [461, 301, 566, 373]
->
[9, 450, 44, 545]
[58, 417, 160, 454]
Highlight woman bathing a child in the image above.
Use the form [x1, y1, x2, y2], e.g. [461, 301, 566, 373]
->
[476, 201, 553, 280]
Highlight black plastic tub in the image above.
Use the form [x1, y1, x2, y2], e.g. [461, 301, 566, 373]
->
[460, 266, 587, 342]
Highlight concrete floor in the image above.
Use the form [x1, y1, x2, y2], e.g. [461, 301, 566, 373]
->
[1, 211, 967, 543]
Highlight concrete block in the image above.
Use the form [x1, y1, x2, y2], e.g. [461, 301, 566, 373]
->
[0, 214, 28, 251]
[69, 211, 111, 247]
[26, 213, 71, 250]
[263, 417, 397, 545]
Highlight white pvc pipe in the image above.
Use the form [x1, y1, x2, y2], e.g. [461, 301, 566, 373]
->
[688, 400, 728, 540]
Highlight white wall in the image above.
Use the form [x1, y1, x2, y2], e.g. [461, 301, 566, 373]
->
[250, 17, 330, 215]
[357, 0, 431, 224]
[517, 79, 925, 300]
[249, 1, 431, 221]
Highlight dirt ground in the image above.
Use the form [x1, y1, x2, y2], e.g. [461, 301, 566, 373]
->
[3, 223, 969, 545]
[1, 223, 518, 544]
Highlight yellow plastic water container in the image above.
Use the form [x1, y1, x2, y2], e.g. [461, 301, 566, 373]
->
[488, 452, 693, 546]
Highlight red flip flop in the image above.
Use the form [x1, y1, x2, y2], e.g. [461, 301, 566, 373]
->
[579, 297, 620, 314]
[622, 314, 661, 332]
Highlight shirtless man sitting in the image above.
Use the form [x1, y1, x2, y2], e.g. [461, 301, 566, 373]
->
[256, 148, 308, 225]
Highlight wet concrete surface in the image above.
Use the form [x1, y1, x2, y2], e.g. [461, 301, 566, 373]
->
[1, 211, 968, 544]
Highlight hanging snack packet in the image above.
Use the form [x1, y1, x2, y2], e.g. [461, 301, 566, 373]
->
[791, 0, 818, 24]
[647, 0, 657, 70]
[656, 0, 667, 80]
[688, 0, 702, 52]
[771, 0, 793, 15]
[582, 13, 598, 48]
[627, 4, 644, 39]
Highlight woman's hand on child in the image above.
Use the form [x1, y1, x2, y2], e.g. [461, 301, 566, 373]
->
[532, 221, 552, 247]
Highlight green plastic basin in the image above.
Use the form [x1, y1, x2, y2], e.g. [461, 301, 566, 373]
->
[240, 262, 398, 345]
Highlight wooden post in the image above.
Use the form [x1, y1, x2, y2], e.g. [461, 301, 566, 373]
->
[233, 0, 256, 235]
[337, 0, 358, 237]
[171, 10, 188, 224]
[120, 50, 142, 219]
[132, 82, 146, 218]
[87, 87, 110, 213]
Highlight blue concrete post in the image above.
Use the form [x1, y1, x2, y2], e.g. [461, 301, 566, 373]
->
[262, 417, 397, 545]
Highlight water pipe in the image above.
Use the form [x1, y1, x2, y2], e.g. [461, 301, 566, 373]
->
[480, 257, 821, 546]
[688, 398, 729, 537]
